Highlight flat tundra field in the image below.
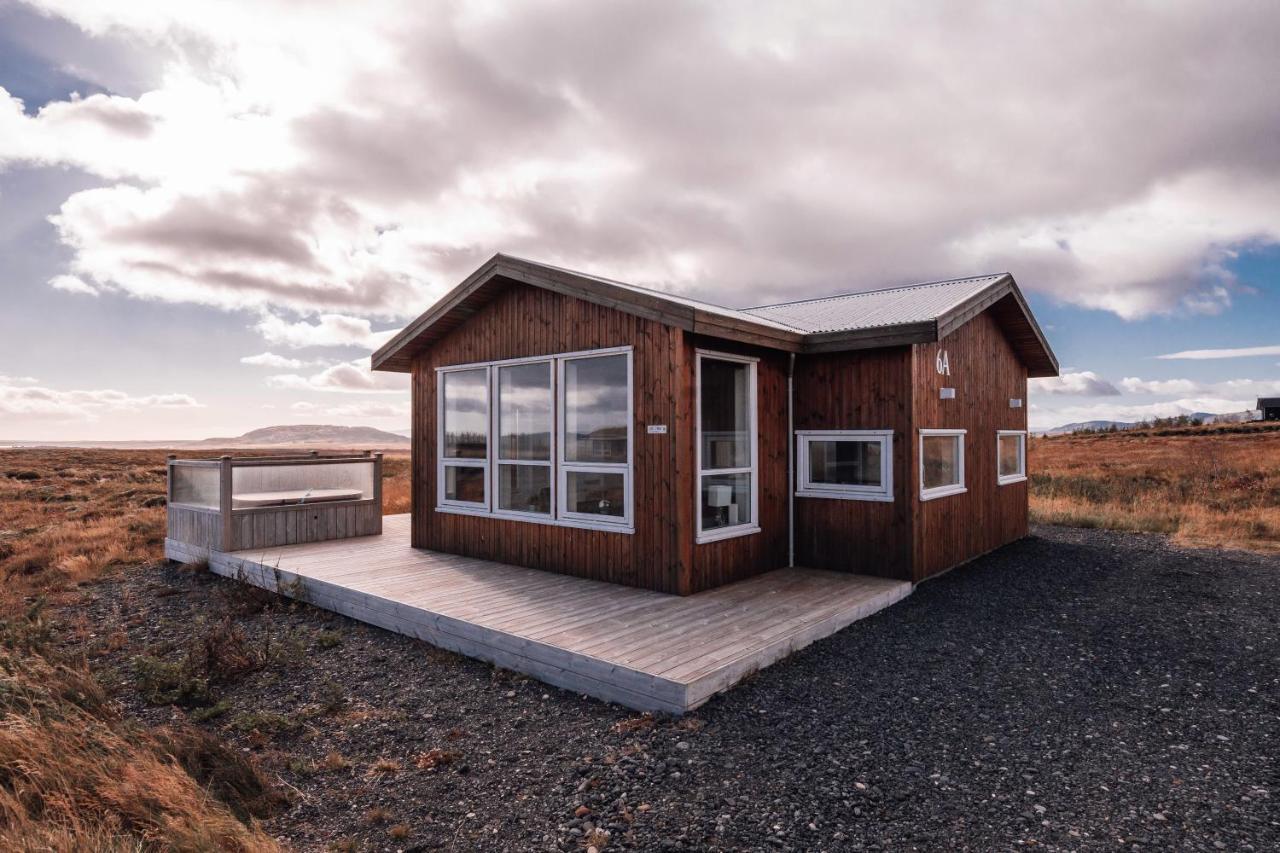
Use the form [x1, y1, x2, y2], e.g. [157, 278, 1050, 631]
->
[0, 432, 1276, 850]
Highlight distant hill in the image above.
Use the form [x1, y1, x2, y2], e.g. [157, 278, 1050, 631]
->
[0, 424, 411, 450]
[202, 424, 410, 447]
[1042, 410, 1256, 436]
[1042, 419, 1137, 436]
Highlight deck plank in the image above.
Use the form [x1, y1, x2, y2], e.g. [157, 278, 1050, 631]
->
[195, 514, 912, 712]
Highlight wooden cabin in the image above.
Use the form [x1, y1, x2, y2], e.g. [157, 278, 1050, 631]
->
[372, 254, 1058, 595]
[1258, 397, 1280, 421]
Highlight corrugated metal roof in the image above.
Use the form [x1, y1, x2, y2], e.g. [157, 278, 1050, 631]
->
[742, 274, 1008, 333]
[516, 257, 805, 333]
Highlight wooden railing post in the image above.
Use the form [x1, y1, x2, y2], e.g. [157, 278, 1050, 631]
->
[219, 456, 234, 552]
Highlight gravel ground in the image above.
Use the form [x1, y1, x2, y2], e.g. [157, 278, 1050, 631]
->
[66, 525, 1277, 851]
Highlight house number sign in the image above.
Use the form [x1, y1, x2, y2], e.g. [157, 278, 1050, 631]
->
[935, 350, 951, 376]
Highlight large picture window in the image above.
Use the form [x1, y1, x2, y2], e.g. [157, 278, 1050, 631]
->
[696, 351, 758, 543]
[919, 428, 966, 501]
[997, 430, 1027, 485]
[436, 347, 633, 532]
[796, 430, 893, 501]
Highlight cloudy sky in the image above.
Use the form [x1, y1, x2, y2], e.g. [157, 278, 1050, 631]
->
[1, 0, 1278, 440]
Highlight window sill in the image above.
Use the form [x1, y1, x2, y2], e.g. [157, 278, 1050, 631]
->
[997, 475, 1027, 486]
[435, 504, 634, 534]
[695, 524, 760, 545]
[920, 485, 967, 502]
[796, 489, 893, 503]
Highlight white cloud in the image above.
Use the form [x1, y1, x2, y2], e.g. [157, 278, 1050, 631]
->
[2, 0, 1277, 324]
[49, 274, 99, 295]
[267, 359, 408, 394]
[1118, 376, 1205, 395]
[1156, 344, 1280, 360]
[240, 351, 325, 369]
[1029, 370, 1120, 397]
[254, 313, 398, 350]
[285, 398, 408, 421]
[0, 376, 202, 421]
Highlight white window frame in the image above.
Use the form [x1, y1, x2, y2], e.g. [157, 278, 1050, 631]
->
[695, 349, 760, 544]
[434, 346, 634, 533]
[437, 365, 491, 511]
[491, 358, 555, 522]
[919, 428, 967, 501]
[557, 350, 634, 529]
[796, 430, 893, 502]
[996, 430, 1028, 486]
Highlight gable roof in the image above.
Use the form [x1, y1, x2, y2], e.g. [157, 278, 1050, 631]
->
[372, 253, 1059, 376]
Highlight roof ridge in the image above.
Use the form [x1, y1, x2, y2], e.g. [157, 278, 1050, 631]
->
[497, 253, 811, 332]
[744, 272, 1008, 312]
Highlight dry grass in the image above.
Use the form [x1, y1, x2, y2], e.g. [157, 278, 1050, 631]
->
[0, 446, 410, 850]
[1031, 422, 1280, 552]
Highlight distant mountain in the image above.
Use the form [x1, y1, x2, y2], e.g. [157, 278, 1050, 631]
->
[203, 424, 411, 447]
[1, 424, 410, 450]
[1042, 419, 1137, 436]
[1042, 410, 1256, 436]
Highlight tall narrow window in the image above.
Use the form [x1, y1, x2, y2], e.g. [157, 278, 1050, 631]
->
[919, 428, 966, 501]
[439, 367, 488, 507]
[496, 361, 552, 515]
[696, 351, 758, 543]
[997, 430, 1027, 485]
[559, 352, 632, 525]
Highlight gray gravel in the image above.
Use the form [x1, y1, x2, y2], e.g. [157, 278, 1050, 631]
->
[70, 525, 1278, 851]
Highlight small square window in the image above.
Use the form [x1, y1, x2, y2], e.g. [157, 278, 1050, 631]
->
[796, 431, 893, 502]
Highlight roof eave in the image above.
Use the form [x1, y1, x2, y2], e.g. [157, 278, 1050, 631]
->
[371, 254, 804, 373]
[935, 274, 1060, 378]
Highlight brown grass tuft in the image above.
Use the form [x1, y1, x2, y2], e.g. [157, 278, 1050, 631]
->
[1031, 424, 1280, 552]
[0, 642, 284, 851]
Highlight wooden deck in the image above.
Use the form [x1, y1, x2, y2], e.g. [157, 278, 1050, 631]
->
[167, 515, 911, 714]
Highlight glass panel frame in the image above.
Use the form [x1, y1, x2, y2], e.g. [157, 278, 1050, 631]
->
[919, 428, 967, 501]
[795, 430, 893, 502]
[695, 350, 759, 544]
[996, 430, 1027, 485]
[436, 347, 634, 532]
[437, 365, 490, 510]
[557, 350, 634, 529]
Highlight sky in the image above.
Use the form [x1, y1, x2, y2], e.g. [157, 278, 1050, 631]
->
[0, 0, 1277, 440]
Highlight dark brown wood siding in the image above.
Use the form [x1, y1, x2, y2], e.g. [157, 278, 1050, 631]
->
[683, 336, 791, 594]
[911, 303, 1029, 581]
[791, 347, 915, 581]
[411, 283, 689, 594]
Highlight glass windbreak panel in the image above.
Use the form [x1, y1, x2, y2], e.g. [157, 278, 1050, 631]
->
[498, 464, 551, 514]
[498, 362, 551, 461]
[700, 472, 751, 531]
[444, 465, 485, 504]
[922, 435, 961, 490]
[564, 470, 625, 518]
[443, 368, 488, 459]
[171, 465, 220, 509]
[231, 462, 374, 508]
[809, 440, 881, 487]
[699, 358, 750, 470]
[563, 354, 628, 464]
[999, 434, 1023, 477]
